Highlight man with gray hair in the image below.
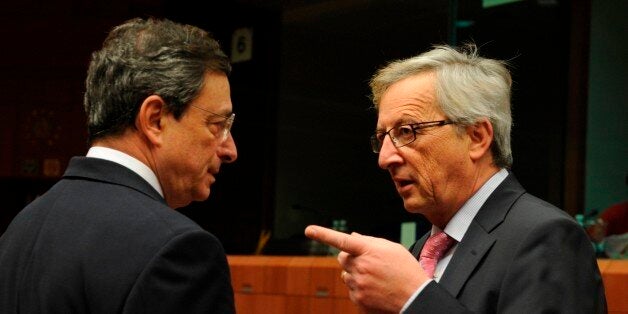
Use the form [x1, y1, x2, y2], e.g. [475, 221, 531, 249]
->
[0, 17, 237, 313]
[306, 44, 606, 313]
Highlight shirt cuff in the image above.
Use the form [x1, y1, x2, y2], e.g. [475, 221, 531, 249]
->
[399, 279, 434, 313]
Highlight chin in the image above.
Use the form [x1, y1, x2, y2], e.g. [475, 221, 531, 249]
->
[169, 200, 192, 209]
[193, 187, 211, 202]
[402, 198, 427, 214]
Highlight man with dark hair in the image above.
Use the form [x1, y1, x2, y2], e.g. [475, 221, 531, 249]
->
[0, 17, 237, 313]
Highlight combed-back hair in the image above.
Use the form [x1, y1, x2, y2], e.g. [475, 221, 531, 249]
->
[84, 17, 231, 142]
[369, 43, 513, 168]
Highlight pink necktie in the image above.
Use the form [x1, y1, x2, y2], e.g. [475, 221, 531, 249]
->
[419, 231, 456, 278]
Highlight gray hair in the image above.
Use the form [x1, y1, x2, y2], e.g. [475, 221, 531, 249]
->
[84, 17, 231, 142]
[369, 44, 513, 168]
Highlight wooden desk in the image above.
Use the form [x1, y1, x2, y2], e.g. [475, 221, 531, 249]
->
[228, 256, 626, 313]
[228, 255, 360, 314]
[598, 259, 628, 314]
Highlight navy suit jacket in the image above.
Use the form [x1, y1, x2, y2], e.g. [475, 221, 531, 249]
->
[0, 157, 235, 313]
[406, 173, 606, 313]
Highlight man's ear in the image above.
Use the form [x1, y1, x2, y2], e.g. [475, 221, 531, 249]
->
[136, 95, 167, 146]
[467, 118, 494, 162]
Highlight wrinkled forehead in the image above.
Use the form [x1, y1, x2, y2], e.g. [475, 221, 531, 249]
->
[376, 74, 444, 127]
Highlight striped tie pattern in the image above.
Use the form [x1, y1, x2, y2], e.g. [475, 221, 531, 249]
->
[419, 231, 456, 278]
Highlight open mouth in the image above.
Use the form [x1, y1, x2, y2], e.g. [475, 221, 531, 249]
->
[396, 179, 414, 190]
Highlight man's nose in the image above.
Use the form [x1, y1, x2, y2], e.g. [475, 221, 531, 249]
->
[378, 135, 402, 169]
[218, 134, 237, 163]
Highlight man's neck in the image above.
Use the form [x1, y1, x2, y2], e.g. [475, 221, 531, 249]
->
[91, 131, 153, 170]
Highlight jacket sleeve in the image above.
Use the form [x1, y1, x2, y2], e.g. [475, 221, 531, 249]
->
[122, 230, 235, 314]
[495, 217, 605, 313]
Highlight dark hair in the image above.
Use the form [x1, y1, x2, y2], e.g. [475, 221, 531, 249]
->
[84, 17, 231, 142]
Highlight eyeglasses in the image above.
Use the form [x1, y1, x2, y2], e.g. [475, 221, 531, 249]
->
[189, 104, 235, 142]
[370, 120, 454, 153]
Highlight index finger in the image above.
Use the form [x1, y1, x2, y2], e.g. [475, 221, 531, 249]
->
[304, 225, 368, 256]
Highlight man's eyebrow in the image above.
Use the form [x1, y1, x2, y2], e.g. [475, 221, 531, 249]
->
[209, 110, 233, 119]
[375, 116, 418, 132]
[216, 109, 234, 116]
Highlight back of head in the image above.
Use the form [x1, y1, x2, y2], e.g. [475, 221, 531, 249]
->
[84, 17, 231, 143]
[370, 43, 513, 168]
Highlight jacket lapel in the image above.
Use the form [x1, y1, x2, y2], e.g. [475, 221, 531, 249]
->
[426, 173, 526, 297]
[438, 221, 496, 296]
[410, 233, 429, 257]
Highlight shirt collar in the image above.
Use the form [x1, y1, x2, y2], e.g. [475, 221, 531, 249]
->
[440, 168, 509, 241]
[86, 146, 164, 197]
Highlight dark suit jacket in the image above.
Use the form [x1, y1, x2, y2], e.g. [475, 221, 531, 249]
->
[406, 173, 606, 313]
[0, 157, 235, 313]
